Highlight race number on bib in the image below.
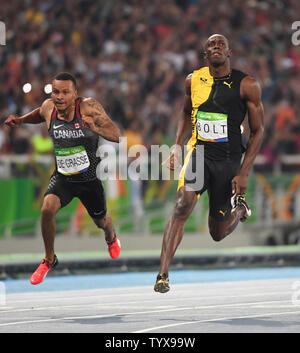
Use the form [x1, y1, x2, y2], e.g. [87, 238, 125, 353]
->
[196, 111, 228, 142]
[55, 146, 90, 175]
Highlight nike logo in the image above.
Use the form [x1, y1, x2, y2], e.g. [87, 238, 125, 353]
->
[223, 81, 233, 88]
[53, 124, 64, 129]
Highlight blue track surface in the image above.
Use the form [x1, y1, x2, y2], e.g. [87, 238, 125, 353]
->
[3, 267, 300, 294]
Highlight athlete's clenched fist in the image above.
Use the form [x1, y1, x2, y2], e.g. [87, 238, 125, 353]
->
[81, 115, 96, 131]
[4, 115, 22, 127]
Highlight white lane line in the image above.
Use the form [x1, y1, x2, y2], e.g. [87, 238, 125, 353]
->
[0, 299, 297, 327]
[6, 292, 144, 304]
[133, 310, 300, 333]
[0, 307, 192, 328]
[6, 278, 297, 304]
[6, 288, 293, 306]
[0, 298, 295, 315]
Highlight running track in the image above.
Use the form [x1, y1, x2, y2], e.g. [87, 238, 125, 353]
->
[1, 267, 300, 334]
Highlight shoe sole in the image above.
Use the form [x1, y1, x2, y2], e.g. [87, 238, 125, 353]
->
[231, 195, 251, 222]
[240, 208, 251, 222]
[154, 280, 170, 293]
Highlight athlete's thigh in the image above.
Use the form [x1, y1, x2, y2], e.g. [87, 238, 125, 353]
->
[76, 179, 107, 219]
[208, 159, 241, 221]
[44, 172, 74, 209]
[178, 145, 208, 195]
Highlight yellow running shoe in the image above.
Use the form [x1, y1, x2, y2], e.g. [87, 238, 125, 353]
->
[154, 273, 170, 293]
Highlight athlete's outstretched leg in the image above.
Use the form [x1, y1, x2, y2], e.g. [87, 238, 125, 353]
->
[93, 212, 115, 242]
[30, 194, 61, 285]
[154, 187, 197, 293]
[40, 194, 61, 262]
[93, 213, 121, 259]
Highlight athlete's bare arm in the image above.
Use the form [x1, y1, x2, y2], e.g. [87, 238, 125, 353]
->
[175, 74, 193, 146]
[4, 98, 54, 128]
[164, 74, 193, 170]
[80, 97, 121, 143]
[4, 107, 44, 127]
[39, 99, 55, 128]
[232, 76, 264, 195]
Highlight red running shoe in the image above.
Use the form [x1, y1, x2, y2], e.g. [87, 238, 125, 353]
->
[107, 237, 121, 259]
[30, 255, 58, 285]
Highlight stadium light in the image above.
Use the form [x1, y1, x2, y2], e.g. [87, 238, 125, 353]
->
[22, 83, 32, 94]
[44, 84, 52, 94]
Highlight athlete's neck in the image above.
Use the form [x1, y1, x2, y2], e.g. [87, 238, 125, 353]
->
[208, 63, 231, 78]
[57, 102, 75, 121]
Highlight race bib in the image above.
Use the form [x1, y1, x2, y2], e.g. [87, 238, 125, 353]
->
[196, 111, 228, 142]
[55, 145, 90, 175]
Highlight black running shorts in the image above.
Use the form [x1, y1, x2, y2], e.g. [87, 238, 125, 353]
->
[45, 172, 107, 219]
[178, 146, 241, 221]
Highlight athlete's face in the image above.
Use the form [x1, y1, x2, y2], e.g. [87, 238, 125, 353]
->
[51, 80, 77, 111]
[204, 35, 231, 67]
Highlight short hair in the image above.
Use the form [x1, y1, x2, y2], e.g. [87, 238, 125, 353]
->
[204, 34, 229, 49]
[54, 72, 77, 89]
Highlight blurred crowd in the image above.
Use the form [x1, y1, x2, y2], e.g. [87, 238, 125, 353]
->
[0, 0, 300, 172]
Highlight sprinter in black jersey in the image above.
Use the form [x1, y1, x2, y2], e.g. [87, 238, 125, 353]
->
[5, 72, 122, 285]
[154, 34, 264, 293]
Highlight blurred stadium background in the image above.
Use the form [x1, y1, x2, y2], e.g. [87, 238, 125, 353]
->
[0, 0, 300, 266]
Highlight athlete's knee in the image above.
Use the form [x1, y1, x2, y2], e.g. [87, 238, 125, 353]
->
[208, 220, 226, 242]
[94, 211, 109, 229]
[41, 195, 60, 220]
[95, 218, 106, 229]
[209, 228, 225, 242]
[41, 204, 57, 220]
[173, 198, 192, 220]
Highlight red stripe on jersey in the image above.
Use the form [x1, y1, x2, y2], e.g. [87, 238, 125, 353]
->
[75, 97, 81, 120]
[51, 106, 56, 120]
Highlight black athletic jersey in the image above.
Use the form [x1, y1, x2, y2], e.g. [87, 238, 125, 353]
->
[189, 67, 248, 160]
[48, 97, 100, 182]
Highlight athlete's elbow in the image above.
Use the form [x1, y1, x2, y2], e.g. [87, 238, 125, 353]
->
[256, 125, 264, 137]
[112, 127, 122, 142]
[102, 125, 121, 143]
[249, 125, 264, 142]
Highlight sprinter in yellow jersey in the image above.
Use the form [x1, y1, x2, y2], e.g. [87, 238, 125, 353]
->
[154, 34, 264, 293]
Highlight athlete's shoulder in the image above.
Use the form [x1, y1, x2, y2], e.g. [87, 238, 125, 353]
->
[240, 75, 262, 101]
[186, 73, 193, 80]
[184, 73, 192, 94]
[41, 98, 55, 109]
[80, 97, 91, 104]
[81, 97, 102, 107]
[191, 66, 212, 84]
[240, 74, 261, 89]
[80, 97, 101, 112]
[185, 73, 192, 85]
[191, 66, 210, 76]
[40, 98, 55, 119]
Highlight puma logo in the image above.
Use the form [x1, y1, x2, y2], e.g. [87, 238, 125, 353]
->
[223, 81, 233, 88]
[219, 210, 226, 217]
